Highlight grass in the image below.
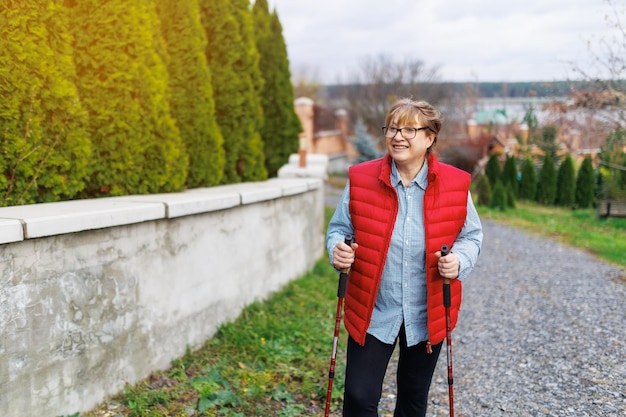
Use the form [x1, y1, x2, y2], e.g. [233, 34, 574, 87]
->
[69, 202, 625, 417]
[477, 201, 626, 267]
[74, 208, 345, 417]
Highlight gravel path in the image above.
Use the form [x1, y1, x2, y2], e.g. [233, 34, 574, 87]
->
[377, 219, 626, 417]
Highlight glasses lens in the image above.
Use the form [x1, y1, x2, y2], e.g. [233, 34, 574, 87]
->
[384, 127, 398, 138]
[403, 128, 417, 139]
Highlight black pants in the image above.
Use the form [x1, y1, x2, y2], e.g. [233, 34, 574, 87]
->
[342, 327, 442, 417]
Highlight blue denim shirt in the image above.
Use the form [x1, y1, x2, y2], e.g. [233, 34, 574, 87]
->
[326, 159, 483, 346]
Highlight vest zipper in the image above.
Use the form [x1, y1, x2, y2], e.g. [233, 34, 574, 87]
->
[426, 341, 432, 354]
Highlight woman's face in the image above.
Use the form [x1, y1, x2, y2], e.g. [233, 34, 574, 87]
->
[385, 116, 434, 167]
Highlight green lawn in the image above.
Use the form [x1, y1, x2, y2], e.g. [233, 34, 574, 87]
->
[477, 201, 626, 267]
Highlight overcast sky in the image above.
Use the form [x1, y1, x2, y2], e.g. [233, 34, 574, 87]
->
[266, 0, 622, 84]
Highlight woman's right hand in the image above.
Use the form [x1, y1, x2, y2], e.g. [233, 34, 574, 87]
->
[332, 241, 358, 270]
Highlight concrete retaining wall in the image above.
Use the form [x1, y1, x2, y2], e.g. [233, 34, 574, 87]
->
[0, 178, 324, 417]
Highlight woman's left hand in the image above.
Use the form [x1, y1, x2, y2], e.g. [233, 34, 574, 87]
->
[437, 250, 460, 279]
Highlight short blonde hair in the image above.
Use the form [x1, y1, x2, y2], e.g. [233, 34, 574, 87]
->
[384, 98, 442, 153]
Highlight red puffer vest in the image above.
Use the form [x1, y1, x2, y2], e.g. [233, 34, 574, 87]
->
[346, 153, 470, 347]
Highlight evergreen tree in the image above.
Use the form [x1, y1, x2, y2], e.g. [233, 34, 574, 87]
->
[200, 0, 266, 183]
[350, 119, 383, 163]
[0, 1, 91, 206]
[485, 153, 501, 187]
[595, 170, 605, 201]
[475, 174, 491, 206]
[599, 128, 626, 198]
[575, 155, 595, 208]
[535, 153, 557, 205]
[555, 154, 576, 207]
[540, 125, 558, 156]
[69, 0, 187, 196]
[253, 0, 301, 177]
[519, 157, 536, 200]
[502, 154, 518, 196]
[231, 0, 266, 181]
[505, 183, 517, 209]
[489, 180, 507, 211]
[156, 0, 224, 187]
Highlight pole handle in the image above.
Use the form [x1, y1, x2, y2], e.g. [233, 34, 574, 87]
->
[441, 245, 451, 307]
[337, 235, 353, 298]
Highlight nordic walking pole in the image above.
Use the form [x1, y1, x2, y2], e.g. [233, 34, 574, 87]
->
[441, 244, 455, 417]
[324, 235, 353, 417]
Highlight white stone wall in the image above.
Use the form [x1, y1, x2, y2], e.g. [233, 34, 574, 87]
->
[0, 178, 324, 417]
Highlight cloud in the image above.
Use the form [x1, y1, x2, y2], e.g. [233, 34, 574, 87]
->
[268, 0, 621, 83]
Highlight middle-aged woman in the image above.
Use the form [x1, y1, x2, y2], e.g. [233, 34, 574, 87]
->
[325, 97, 483, 417]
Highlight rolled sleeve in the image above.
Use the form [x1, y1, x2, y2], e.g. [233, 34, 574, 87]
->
[325, 181, 354, 266]
[451, 192, 483, 282]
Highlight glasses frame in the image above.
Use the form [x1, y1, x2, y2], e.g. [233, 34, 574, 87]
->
[381, 126, 431, 140]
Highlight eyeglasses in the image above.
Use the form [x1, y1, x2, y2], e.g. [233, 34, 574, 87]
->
[382, 126, 431, 140]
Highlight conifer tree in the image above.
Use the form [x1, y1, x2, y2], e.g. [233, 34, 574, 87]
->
[556, 154, 576, 207]
[156, 0, 224, 187]
[475, 174, 491, 206]
[69, 0, 187, 196]
[536, 153, 557, 205]
[519, 157, 536, 200]
[231, 0, 267, 181]
[253, 0, 302, 177]
[200, 0, 267, 183]
[505, 183, 517, 209]
[502, 154, 518, 196]
[489, 180, 507, 211]
[350, 119, 383, 163]
[0, 1, 91, 206]
[575, 155, 595, 208]
[485, 153, 501, 188]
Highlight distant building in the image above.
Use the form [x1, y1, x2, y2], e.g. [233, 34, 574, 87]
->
[294, 97, 357, 173]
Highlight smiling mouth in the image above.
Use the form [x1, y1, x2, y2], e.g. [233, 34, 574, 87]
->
[392, 144, 409, 149]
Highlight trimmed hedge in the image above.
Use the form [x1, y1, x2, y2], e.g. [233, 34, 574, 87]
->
[0, 1, 91, 206]
[1, 1, 303, 206]
[156, 0, 224, 188]
[69, 0, 187, 197]
[253, 0, 301, 177]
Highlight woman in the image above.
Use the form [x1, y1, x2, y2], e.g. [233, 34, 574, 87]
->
[326, 98, 483, 417]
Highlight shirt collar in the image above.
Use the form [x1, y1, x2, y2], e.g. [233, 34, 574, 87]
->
[390, 159, 429, 190]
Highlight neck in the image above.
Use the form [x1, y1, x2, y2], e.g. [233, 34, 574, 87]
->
[396, 157, 425, 186]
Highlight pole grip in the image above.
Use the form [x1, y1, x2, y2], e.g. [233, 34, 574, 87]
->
[441, 245, 451, 308]
[337, 235, 353, 298]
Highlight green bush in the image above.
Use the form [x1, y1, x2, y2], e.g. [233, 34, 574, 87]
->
[156, 0, 225, 188]
[253, 0, 302, 177]
[519, 157, 537, 201]
[485, 153, 501, 188]
[502, 154, 518, 197]
[0, 1, 91, 206]
[201, 0, 267, 184]
[505, 182, 517, 209]
[536, 153, 557, 205]
[489, 180, 507, 211]
[475, 174, 491, 206]
[556, 154, 576, 207]
[70, 0, 187, 197]
[575, 155, 595, 208]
